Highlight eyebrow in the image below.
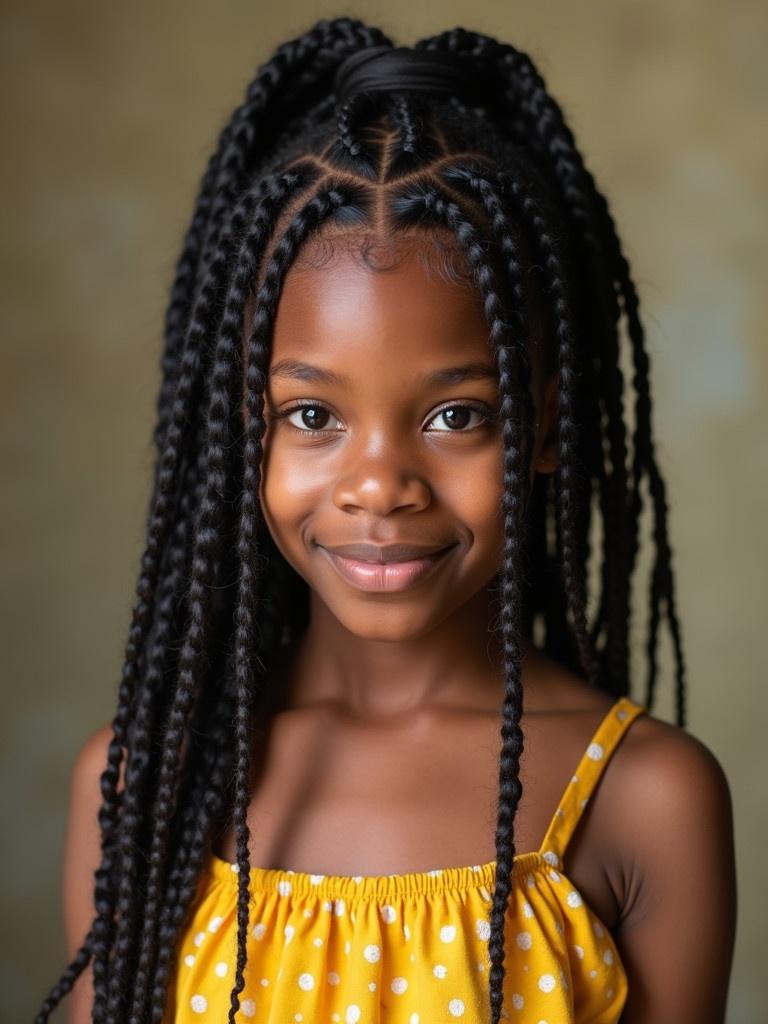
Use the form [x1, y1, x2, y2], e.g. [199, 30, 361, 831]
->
[268, 358, 498, 387]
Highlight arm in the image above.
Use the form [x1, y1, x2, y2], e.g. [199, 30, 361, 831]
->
[62, 723, 121, 1024]
[614, 724, 737, 1023]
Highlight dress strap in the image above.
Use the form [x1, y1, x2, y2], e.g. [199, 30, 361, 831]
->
[537, 695, 647, 867]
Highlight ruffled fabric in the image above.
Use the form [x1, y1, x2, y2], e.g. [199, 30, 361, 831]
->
[163, 696, 645, 1023]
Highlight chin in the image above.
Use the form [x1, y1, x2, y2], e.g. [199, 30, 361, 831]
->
[332, 603, 447, 643]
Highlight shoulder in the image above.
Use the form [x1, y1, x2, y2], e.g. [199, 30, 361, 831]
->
[606, 704, 737, 929]
[72, 720, 118, 781]
[63, 723, 122, 952]
[606, 711, 737, 1021]
[611, 709, 733, 842]
[604, 711, 737, 1021]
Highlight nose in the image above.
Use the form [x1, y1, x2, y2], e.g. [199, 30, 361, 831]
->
[332, 449, 432, 517]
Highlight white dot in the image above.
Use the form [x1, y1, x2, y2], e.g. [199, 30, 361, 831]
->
[310, 874, 325, 884]
[603, 949, 614, 965]
[590, 969, 598, 978]
[193, 931, 206, 947]
[208, 916, 223, 932]
[593, 920, 605, 938]
[230, 862, 240, 873]
[404, 924, 411, 941]
[381, 904, 397, 923]
[277, 879, 292, 896]
[516, 931, 532, 950]
[323, 900, 333, 912]
[538, 973, 556, 993]
[410, 1015, 420, 1024]
[522, 901, 534, 918]
[260, 978, 269, 987]
[525, 873, 536, 889]
[448, 998, 465, 1017]
[433, 964, 447, 979]
[334, 899, 346, 916]
[616, 708, 628, 721]
[190, 994, 207, 1013]
[440, 924, 457, 942]
[548, 869, 561, 883]
[363, 943, 381, 963]
[391, 977, 408, 994]
[184, 954, 195, 967]
[571, 774, 579, 783]
[573, 944, 585, 959]
[328, 971, 341, 985]
[214, 961, 228, 977]
[542, 851, 559, 867]
[295, 1016, 303, 1023]
[252, 923, 266, 940]
[587, 742, 604, 760]
[344, 940, 351, 955]
[298, 972, 315, 991]
[284, 924, 295, 943]
[476, 918, 491, 940]
[313, 936, 323, 947]
[368, 982, 376, 991]
[567, 890, 583, 908]
[512, 993, 524, 1009]
[240, 999, 256, 1018]
[345, 1006, 361, 1023]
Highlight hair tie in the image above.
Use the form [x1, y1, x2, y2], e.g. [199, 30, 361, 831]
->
[333, 45, 494, 107]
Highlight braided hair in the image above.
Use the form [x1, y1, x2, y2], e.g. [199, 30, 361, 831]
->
[37, 17, 686, 1024]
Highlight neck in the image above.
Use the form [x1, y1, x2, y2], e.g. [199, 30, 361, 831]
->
[271, 582, 535, 722]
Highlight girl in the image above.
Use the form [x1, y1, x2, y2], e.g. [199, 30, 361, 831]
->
[40, 18, 736, 1024]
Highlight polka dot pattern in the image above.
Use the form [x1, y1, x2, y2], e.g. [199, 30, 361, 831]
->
[164, 696, 644, 1024]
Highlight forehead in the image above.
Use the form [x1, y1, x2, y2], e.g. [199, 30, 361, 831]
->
[267, 231, 493, 376]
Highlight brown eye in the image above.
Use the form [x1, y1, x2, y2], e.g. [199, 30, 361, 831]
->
[285, 404, 342, 432]
[426, 404, 491, 432]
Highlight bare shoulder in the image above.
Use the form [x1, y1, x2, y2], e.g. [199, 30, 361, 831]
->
[64, 722, 120, 947]
[61, 722, 121, 1024]
[603, 709, 737, 1022]
[610, 708, 733, 841]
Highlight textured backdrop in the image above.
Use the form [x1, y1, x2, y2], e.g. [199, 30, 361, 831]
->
[2, 2, 765, 1019]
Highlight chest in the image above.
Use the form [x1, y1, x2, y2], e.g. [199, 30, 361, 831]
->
[212, 709, 622, 930]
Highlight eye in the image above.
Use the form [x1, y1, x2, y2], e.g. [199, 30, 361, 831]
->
[425, 403, 493, 433]
[281, 403, 343, 433]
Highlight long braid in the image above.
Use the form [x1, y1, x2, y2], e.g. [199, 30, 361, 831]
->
[227, 182, 356, 1020]
[101, 171, 299, 1017]
[394, 181, 531, 1024]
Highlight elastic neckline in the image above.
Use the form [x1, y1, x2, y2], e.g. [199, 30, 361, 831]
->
[206, 850, 546, 901]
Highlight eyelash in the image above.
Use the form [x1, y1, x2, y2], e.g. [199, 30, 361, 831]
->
[273, 400, 496, 436]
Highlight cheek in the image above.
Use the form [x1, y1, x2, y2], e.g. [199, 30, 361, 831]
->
[258, 438, 321, 557]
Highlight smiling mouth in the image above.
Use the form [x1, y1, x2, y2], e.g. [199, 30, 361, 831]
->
[319, 544, 456, 593]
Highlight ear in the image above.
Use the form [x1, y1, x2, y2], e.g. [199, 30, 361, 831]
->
[534, 372, 559, 475]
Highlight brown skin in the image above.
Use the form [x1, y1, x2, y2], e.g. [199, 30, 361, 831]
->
[61, 232, 736, 1022]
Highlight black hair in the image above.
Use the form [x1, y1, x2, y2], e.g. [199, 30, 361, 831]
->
[37, 17, 686, 1024]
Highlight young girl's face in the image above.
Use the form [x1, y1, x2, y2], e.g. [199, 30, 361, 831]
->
[253, 230, 556, 642]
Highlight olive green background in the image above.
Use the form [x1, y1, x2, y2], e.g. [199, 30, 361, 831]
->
[2, 2, 765, 1020]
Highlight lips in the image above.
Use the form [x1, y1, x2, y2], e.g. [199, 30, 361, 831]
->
[318, 541, 457, 593]
[322, 541, 455, 563]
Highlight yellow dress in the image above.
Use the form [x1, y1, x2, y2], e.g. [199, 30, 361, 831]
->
[164, 695, 645, 1023]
